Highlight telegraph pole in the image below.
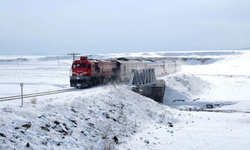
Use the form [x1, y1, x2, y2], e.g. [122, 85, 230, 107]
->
[20, 83, 23, 107]
[17, 58, 21, 67]
[57, 56, 60, 66]
[67, 53, 80, 62]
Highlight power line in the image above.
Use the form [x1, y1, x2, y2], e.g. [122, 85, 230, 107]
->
[67, 53, 80, 62]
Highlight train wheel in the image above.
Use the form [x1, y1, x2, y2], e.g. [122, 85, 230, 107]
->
[97, 79, 101, 85]
[88, 82, 92, 88]
[100, 78, 104, 84]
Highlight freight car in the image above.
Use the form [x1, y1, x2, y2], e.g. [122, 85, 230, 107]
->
[70, 56, 181, 88]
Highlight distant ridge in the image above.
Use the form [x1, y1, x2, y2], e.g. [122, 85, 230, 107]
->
[238, 47, 250, 50]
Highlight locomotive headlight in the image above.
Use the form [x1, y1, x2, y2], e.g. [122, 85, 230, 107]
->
[80, 72, 88, 76]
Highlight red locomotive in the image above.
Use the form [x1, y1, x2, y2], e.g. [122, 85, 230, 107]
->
[70, 56, 181, 88]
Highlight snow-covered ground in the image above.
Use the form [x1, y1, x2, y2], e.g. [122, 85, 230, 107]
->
[0, 50, 250, 150]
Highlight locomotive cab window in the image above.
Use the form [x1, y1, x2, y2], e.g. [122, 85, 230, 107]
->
[88, 64, 91, 69]
[82, 63, 87, 68]
[76, 63, 87, 68]
[72, 64, 76, 69]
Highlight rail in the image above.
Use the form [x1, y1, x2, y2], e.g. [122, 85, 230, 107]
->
[180, 108, 250, 113]
[0, 88, 78, 102]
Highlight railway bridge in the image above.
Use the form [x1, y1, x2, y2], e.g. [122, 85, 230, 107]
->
[127, 68, 166, 103]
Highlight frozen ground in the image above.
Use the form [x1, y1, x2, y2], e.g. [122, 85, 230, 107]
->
[0, 50, 250, 150]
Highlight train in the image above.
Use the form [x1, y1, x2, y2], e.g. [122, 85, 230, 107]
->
[70, 56, 181, 88]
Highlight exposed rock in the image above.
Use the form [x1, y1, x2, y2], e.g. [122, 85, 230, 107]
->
[41, 126, 50, 132]
[144, 140, 149, 144]
[58, 129, 67, 135]
[69, 119, 77, 125]
[38, 115, 45, 118]
[113, 136, 119, 144]
[26, 142, 30, 147]
[63, 123, 69, 130]
[88, 123, 95, 128]
[0, 133, 6, 137]
[71, 108, 78, 113]
[22, 122, 31, 129]
[54, 121, 60, 125]
[103, 112, 110, 119]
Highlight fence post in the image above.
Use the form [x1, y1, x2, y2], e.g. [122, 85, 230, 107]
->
[20, 83, 23, 107]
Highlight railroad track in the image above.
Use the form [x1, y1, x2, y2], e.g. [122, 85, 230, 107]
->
[181, 108, 250, 114]
[0, 88, 78, 102]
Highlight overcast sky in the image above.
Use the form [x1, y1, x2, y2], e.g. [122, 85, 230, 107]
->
[0, 0, 250, 55]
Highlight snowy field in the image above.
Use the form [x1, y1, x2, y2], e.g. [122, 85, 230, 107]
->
[0, 50, 250, 150]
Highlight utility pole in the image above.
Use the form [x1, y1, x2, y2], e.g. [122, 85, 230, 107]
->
[67, 53, 80, 62]
[17, 58, 21, 67]
[57, 56, 60, 67]
[20, 83, 23, 107]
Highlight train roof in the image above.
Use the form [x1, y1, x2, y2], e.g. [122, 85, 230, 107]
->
[116, 60, 146, 64]
[75, 57, 181, 65]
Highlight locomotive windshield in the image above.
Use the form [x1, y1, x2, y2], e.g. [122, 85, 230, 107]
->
[72, 63, 88, 69]
[82, 63, 87, 68]
[76, 63, 87, 68]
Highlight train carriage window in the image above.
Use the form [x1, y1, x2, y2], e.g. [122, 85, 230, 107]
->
[92, 65, 95, 69]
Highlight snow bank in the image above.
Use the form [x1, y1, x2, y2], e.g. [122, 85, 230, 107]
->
[180, 50, 250, 111]
[0, 85, 177, 150]
[162, 72, 210, 110]
[181, 57, 219, 65]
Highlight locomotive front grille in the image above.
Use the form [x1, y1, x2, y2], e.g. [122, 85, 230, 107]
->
[70, 76, 91, 88]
